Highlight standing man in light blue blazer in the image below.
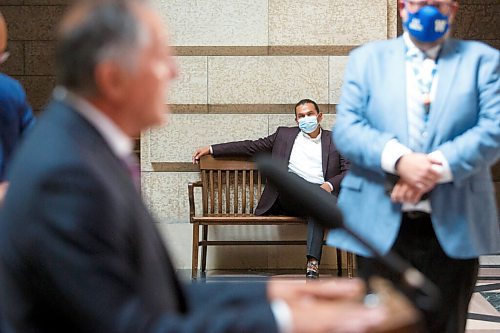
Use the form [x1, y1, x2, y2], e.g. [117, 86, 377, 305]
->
[328, 1, 499, 332]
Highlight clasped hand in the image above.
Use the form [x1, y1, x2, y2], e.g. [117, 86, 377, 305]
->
[391, 153, 442, 204]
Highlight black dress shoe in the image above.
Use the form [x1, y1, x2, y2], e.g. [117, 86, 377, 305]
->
[306, 259, 319, 279]
[306, 270, 319, 279]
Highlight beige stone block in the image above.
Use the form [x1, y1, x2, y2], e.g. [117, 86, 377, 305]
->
[269, 0, 387, 46]
[141, 171, 200, 224]
[268, 114, 336, 133]
[154, 223, 195, 269]
[387, 0, 399, 39]
[147, 114, 269, 163]
[140, 129, 154, 172]
[329, 56, 349, 104]
[169, 56, 207, 104]
[25, 42, 56, 76]
[157, 0, 268, 47]
[208, 56, 329, 104]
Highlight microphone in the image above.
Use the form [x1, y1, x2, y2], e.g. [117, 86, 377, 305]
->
[256, 154, 441, 311]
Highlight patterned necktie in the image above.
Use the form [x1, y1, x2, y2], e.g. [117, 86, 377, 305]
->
[407, 48, 437, 151]
[122, 153, 141, 190]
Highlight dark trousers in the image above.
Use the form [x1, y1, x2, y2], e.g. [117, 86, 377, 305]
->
[268, 191, 336, 262]
[356, 213, 478, 333]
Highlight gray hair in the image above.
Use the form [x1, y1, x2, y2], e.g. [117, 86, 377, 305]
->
[55, 0, 149, 96]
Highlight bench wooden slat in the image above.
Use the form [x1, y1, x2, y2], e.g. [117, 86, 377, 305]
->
[201, 171, 208, 216]
[209, 170, 214, 214]
[235, 170, 239, 214]
[192, 216, 306, 224]
[225, 171, 230, 214]
[200, 156, 257, 170]
[249, 170, 254, 213]
[242, 170, 246, 214]
[217, 170, 222, 213]
[199, 240, 308, 246]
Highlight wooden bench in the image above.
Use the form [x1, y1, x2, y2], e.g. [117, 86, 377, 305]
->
[188, 155, 354, 279]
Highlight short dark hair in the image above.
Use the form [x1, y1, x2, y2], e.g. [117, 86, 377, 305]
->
[55, 0, 146, 96]
[294, 99, 320, 116]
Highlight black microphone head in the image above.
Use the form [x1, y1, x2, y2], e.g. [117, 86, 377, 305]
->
[256, 154, 344, 229]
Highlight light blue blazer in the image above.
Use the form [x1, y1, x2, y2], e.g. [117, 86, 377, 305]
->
[328, 36, 500, 259]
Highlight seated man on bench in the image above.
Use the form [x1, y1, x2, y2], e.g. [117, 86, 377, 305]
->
[193, 99, 349, 279]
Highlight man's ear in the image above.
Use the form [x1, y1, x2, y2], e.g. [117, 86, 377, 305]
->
[317, 112, 323, 123]
[398, 0, 407, 21]
[94, 61, 128, 103]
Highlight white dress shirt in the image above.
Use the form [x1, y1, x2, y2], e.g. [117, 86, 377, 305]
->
[288, 129, 325, 185]
[381, 33, 453, 212]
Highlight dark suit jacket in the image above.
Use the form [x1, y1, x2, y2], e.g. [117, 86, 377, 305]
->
[0, 73, 35, 181]
[212, 126, 349, 215]
[0, 100, 277, 333]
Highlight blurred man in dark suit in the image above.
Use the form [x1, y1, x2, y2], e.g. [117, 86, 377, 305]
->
[0, 12, 35, 205]
[0, 1, 386, 332]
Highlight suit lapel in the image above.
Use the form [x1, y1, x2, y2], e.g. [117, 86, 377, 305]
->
[388, 38, 410, 145]
[284, 128, 300, 162]
[321, 129, 331, 176]
[425, 39, 461, 146]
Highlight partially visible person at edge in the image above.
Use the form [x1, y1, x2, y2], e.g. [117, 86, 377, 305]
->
[0, 12, 35, 206]
[328, 0, 499, 332]
[0, 1, 387, 332]
[193, 99, 350, 279]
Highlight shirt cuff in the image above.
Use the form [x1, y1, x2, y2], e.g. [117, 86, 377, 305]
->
[270, 299, 293, 333]
[325, 181, 334, 192]
[381, 139, 412, 174]
[428, 150, 453, 183]
[209, 146, 213, 155]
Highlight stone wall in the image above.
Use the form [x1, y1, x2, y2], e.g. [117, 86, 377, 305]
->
[1, 1, 498, 270]
[143, 0, 398, 270]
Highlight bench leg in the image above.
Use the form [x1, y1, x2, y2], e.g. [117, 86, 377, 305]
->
[192, 223, 200, 279]
[347, 252, 354, 278]
[336, 248, 343, 277]
[201, 225, 209, 273]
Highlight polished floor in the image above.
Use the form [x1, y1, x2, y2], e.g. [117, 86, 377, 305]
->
[180, 262, 500, 332]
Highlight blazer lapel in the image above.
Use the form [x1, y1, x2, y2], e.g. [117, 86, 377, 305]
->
[321, 129, 331, 176]
[387, 38, 409, 145]
[284, 128, 300, 162]
[425, 39, 461, 145]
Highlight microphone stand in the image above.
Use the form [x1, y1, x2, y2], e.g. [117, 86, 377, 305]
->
[256, 155, 441, 312]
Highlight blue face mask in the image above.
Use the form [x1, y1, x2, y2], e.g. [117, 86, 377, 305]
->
[298, 116, 319, 134]
[404, 5, 449, 43]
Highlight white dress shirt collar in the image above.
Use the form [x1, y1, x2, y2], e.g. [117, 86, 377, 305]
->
[53, 86, 134, 160]
[300, 127, 322, 142]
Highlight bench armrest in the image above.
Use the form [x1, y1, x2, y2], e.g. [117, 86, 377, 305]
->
[188, 180, 203, 222]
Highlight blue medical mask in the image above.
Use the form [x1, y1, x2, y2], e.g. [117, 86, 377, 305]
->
[404, 5, 449, 43]
[298, 116, 319, 134]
